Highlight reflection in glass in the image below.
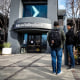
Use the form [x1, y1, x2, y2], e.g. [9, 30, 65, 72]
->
[42, 34, 47, 48]
[23, 34, 27, 47]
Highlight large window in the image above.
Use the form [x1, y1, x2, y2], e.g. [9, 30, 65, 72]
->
[41, 34, 47, 48]
[23, 5, 47, 18]
[22, 34, 28, 47]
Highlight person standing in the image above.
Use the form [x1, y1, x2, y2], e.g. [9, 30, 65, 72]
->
[47, 21, 65, 75]
[66, 23, 75, 69]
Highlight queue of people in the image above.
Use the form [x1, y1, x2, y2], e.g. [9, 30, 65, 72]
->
[47, 21, 79, 75]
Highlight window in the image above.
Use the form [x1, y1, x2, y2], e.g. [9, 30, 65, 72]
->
[23, 5, 47, 18]
[41, 34, 47, 48]
[23, 34, 27, 45]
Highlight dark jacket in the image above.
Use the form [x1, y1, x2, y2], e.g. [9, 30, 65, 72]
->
[66, 28, 75, 45]
[47, 27, 66, 48]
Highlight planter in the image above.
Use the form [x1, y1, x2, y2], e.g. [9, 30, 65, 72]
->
[2, 48, 12, 55]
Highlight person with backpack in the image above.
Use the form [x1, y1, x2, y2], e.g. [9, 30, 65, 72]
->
[66, 23, 75, 69]
[47, 21, 65, 75]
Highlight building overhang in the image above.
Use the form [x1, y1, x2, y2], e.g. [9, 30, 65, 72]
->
[22, 0, 47, 4]
[12, 17, 52, 33]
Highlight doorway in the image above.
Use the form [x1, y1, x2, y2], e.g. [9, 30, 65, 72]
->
[27, 34, 41, 53]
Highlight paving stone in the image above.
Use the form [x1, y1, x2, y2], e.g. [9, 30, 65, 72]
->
[0, 67, 22, 80]
[0, 54, 80, 80]
[9, 67, 75, 80]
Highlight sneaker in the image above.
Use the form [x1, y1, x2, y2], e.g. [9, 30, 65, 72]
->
[52, 71, 56, 75]
[71, 66, 75, 68]
[67, 66, 75, 70]
[67, 66, 71, 69]
[70, 66, 75, 70]
[53, 73, 56, 75]
[57, 71, 63, 75]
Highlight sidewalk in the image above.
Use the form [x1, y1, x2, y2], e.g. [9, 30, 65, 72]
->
[0, 54, 80, 80]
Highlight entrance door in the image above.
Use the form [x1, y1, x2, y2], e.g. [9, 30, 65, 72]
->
[27, 34, 41, 53]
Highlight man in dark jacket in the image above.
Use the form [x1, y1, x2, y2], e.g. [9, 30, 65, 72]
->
[66, 23, 75, 69]
[47, 21, 65, 75]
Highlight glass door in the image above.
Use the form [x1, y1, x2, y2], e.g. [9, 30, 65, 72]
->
[27, 34, 41, 53]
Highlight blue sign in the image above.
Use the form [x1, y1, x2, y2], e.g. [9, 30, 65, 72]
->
[23, 5, 47, 18]
[32, 6, 39, 17]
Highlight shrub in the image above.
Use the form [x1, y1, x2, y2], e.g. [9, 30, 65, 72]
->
[3, 42, 11, 48]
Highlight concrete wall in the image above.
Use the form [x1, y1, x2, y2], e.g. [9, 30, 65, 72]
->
[48, 0, 58, 24]
[19, 0, 23, 18]
[8, 0, 23, 53]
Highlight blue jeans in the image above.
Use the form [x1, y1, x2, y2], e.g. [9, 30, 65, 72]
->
[67, 45, 75, 67]
[51, 48, 62, 74]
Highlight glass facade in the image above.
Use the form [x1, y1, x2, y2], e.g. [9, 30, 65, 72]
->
[41, 34, 47, 48]
[21, 34, 28, 48]
[21, 4, 47, 53]
[21, 33, 47, 53]
[23, 5, 47, 18]
[24, 34, 28, 45]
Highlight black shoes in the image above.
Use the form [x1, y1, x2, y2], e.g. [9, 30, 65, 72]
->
[67, 66, 75, 70]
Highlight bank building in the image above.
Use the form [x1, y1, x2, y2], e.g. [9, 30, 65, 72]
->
[8, 0, 66, 54]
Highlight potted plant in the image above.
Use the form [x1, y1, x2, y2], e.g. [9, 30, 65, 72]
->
[2, 42, 12, 55]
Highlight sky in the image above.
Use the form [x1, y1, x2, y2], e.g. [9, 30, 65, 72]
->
[58, 0, 66, 9]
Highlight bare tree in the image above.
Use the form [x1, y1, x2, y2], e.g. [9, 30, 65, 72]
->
[66, 0, 80, 33]
[0, 0, 11, 16]
[0, 0, 11, 42]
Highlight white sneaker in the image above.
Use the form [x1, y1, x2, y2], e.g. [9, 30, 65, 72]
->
[53, 73, 56, 75]
[57, 71, 63, 75]
[52, 72, 56, 75]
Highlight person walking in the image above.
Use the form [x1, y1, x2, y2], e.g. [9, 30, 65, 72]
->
[66, 23, 75, 69]
[47, 21, 65, 75]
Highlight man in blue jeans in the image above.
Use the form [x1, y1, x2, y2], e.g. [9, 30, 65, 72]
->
[66, 23, 75, 69]
[47, 21, 65, 75]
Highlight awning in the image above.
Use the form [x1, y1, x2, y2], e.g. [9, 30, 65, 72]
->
[12, 17, 52, 33]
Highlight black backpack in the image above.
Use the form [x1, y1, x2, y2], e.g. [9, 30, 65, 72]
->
[49, 29, 61, 49]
